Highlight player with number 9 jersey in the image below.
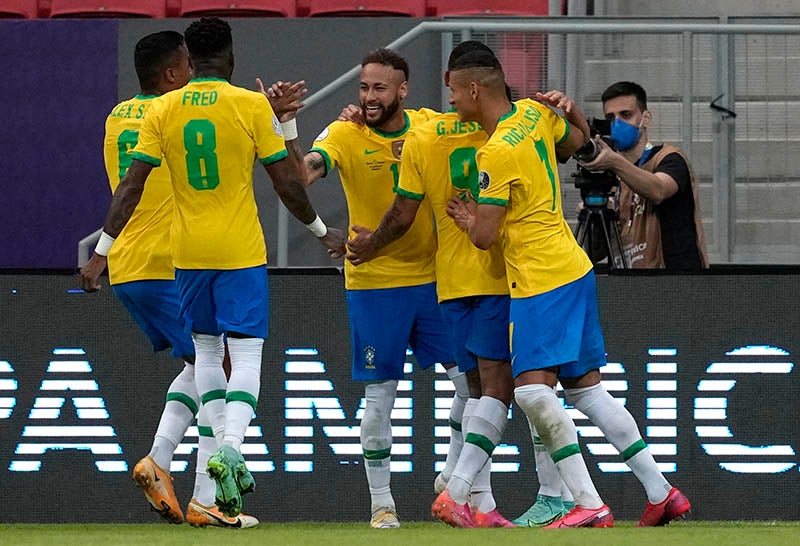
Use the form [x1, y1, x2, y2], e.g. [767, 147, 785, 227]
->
[310, 108, 438, 290]
[476, 98, 592, 298]
[104, 95, 175, 285]
[132, 77, 288, 270]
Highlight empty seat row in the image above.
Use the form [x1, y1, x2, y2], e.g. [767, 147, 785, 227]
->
[1, 1, 549, 19]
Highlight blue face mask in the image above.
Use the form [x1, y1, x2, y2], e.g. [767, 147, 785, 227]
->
[610, 118, 641, 151]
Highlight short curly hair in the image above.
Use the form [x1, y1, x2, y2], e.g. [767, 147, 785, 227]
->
[361, 48, 409, 81]
[184, 16, 232, 60]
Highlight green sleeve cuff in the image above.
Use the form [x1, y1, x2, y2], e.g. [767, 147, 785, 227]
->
[557, 118, 570, 144]
[131, 151, 161, 167]
[259, 149, 289, 165]
[309, 147, 332, 176]
[395, 187, 424, 200]
[477, 197, 508, 207]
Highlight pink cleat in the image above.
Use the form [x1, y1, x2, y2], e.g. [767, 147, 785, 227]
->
[472, 508, 516, 528]
[636, 488, 691, 526]
[544, 504, 614, 528]
[431, 490, 476, 528]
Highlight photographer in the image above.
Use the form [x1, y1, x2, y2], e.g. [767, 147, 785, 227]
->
[581, 81, 708, 269]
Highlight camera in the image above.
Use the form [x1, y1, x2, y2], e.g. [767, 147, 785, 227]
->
[571, 117, 617, 198]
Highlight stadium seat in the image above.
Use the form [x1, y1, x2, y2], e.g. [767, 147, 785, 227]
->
[428, 0, 549, 16]
[48, 1, 167, 17]
[0, 0, 39, 18]
[308, 0, 426, 17]
[178, 1, 296, 17]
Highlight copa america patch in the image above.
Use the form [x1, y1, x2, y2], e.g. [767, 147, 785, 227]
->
[364, 345, 376, 369]
[478, 170, 491, 190]
[315, 127, 330, 142]
[272, 115, 283, 137]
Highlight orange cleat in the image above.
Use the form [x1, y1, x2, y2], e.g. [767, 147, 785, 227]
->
[636, 488, 691, 526]
[431, 490, 476, 528]
[185, 498, 259, 528]
[132, 455, 183, 524]
[472, 508, 516, 528]
[544, 504, 614, 528]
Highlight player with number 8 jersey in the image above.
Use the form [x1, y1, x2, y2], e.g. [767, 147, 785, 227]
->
[133, 77, 286, 270]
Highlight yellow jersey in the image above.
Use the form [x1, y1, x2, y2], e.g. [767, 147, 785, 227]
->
[104, 95, 174, 284]
[133, 77, 287, 270]
[311, 108, 439, 290]
[396, 111, 507, 302]
[477, 99, 592, 298]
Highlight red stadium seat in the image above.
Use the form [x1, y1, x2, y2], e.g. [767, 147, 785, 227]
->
[308, 0, 426, 17]
[428, 0, 549, 16]
[295, 0, 310, 16]
[178, 1, 296, 17]
[0, 0, 39, 18]
[48, 1, 167, 17]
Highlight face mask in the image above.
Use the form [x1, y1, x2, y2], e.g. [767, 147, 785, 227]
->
[610, 118, 642, 151]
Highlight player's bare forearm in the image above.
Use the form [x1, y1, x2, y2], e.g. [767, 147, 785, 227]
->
[266, 159, 316, 224]
[303, 152, 326, 186]
[103, 160, 150, 237]
[372, 195, 419, 251]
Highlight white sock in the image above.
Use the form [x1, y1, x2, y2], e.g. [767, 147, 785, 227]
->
[527, 415, 563, 497]
[449, 396, 508, 505]
[193, 333, 226, 445]
[149, 362, 198, 471]
[193, 405, 217, 506]
[470, 458, 496, 513]
[566, 384, 671, 504]
[361, 380, 398, 511]
[515, 384, 603, 509]
[222, 337, 263, 450]
[442, 366, 468, 482]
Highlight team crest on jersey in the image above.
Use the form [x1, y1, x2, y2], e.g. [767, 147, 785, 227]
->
[391, 140, 404, 159]
[364, 346, 376, 369]
[315, 127, 330, 142]
[479, 170, 491, 190]
[272, 115, 283, 137]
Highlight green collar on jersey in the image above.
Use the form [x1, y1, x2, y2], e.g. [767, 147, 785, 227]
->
[371, 111, 411, 138]
[134, 94, 158, 100]
[189, 77, 228, 83]
[497, 102, 517, 123]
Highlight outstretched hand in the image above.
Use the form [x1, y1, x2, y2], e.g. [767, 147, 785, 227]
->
[320, 226, 347, 259]
[345, 225, 377, 266]
[257, 78, 307, 122]
[536, 90, 576, 115]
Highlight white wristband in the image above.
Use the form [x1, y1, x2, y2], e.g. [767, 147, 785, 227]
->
[281, 119, 298, 140]
[94, 231, 116, 257]
[305, 215, 327, 237]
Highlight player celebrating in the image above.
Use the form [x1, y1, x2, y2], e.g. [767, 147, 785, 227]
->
[80, 16, 344, 518]
[294, 48, 467, 529]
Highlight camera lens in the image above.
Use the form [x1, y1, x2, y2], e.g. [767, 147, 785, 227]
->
[573, 139, 599, 163]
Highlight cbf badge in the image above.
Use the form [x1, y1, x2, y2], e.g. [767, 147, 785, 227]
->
[391, 140, 404, 159]
[478, 170, 491, 190]
[364, 346, 376, 369]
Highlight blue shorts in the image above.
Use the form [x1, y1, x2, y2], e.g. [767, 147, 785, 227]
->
[346, 282, 454, 381]
[112, 280, 195, 359]
[439, 295, 511, 373]
[175, 265, 268, 339]
[509, 271, 606, 379]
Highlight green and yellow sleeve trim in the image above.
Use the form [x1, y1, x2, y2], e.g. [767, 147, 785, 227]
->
[395, 187, 424, 200]
[477, 197, 508, 207]
[309, 147, 333, 176]
[131, 151, 161, 167]
[259, 149, 289, 165]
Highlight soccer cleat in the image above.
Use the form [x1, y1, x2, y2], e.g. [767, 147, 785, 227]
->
[512, 494, 569, 527]
[370, 506, 401, 528]
[544, 504, 614, 528]
[431, 490, 476, 528]
[472, 508, 516, 528]
[207, 446, 243, 517]
[186, 498, 259, 529]
[434, 473, 448, 494]
[636, 488, 691, 527]
[132, 455, 184, 524]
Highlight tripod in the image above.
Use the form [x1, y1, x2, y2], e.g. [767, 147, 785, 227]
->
[574, 193, 628, 270]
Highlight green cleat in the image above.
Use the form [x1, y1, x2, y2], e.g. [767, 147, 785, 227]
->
[512, 494, 569, 527]
[233, 450, 255, 495]
[207, 446, 243, 517]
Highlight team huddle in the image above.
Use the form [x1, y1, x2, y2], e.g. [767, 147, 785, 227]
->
[80, 16, 690, 529]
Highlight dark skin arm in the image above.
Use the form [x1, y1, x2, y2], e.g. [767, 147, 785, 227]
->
[346, 194, 421, 265]
[78, 159, 153, 292]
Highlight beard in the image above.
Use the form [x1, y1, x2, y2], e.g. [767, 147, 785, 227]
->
[362, 96, 401, 128]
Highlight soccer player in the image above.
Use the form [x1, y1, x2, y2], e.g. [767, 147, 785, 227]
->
[80, 17, 344, 518]
[294, 48, 467, 529]
[82, 30, 258, 528]
[346, 42, 590, 529]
